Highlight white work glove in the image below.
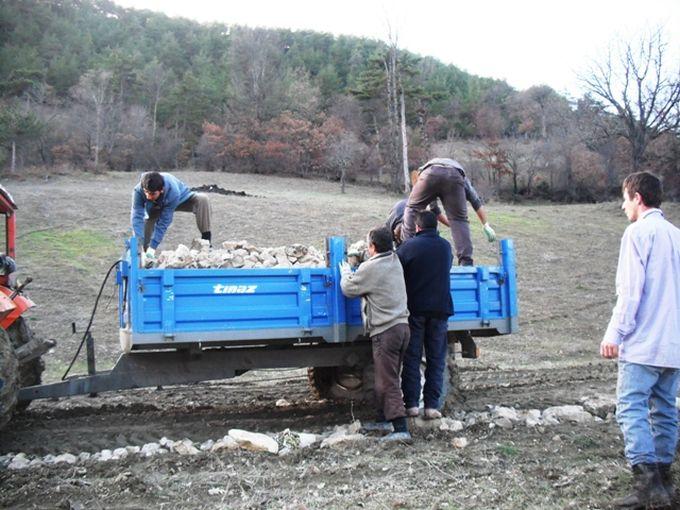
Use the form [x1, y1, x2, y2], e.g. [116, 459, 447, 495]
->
[143, 247, 156, 268]
[338, 260, 352, 277]
[483, 223, 497, 243]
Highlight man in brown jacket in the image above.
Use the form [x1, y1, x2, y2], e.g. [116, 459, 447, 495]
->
[340, 226, 411, 443]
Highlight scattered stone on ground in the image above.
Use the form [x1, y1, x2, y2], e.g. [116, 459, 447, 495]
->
[1, 401, 608, 471]
[580, 396, 617, 418]
[228, 429, 279, 454]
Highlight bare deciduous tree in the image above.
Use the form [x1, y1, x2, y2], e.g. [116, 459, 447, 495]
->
[581, 29, 680, 169]
[142, 59, 170, 144]
[73, 70, 113, 169]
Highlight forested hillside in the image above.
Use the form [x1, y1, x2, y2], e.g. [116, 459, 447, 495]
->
[1, 0, 678, 200]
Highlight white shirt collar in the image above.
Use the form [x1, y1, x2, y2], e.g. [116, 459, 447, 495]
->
[641, 208, 663, 220]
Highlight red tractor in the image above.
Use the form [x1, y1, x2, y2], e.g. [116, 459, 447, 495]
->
[0, 184, 51, 428]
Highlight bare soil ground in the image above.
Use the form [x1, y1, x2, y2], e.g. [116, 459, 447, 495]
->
[1, 170, 679, 509]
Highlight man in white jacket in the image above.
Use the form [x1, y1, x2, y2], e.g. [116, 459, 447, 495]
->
[601, 171, 680, 509]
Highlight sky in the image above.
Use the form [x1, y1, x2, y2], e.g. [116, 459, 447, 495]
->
[112, 0, 680, 98]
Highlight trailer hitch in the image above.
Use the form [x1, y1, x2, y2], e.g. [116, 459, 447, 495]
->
[16, 336, 56, 364]
[9, 276, 32, 300]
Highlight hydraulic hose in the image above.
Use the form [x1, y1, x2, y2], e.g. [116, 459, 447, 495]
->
[61, 259, 122, 381]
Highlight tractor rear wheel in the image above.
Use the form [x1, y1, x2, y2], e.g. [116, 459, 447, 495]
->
[7, 317, 44, 412]
[307, 364, 375, 403]
[0, 328, 18, 430]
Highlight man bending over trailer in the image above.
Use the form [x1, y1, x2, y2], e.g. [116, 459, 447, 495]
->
[401, 158, 496, 266]
[131, 171, 212, 267]
[339, 226, 412, 443]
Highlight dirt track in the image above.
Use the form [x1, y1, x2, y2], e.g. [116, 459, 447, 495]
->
[1, 170, 679, 509]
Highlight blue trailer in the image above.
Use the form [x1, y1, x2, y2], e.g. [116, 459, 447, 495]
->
[19, 236, 518, 403]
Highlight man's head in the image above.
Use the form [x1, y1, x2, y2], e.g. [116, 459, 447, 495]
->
[141, 172, 164, 201]
[367, 226, 393, 257]
[415, 210, 437, 232]
[621, 172, 662, 222]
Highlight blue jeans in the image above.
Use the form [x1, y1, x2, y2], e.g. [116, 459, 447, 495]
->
[401, 314, 448, 410]
[616, 361, 680, 466]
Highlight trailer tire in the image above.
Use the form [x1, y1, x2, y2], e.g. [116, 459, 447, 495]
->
[7, 317, 44, 412]
[307, 364, 375, 403]
[440, 349, 464, 412]
[0, 328, 18, 430]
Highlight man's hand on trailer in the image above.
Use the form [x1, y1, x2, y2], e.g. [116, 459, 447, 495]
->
[338, 260, 352, 277]
[143, 247, 156, 268]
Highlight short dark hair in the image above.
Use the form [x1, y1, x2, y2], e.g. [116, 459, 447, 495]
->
[141, 172, 164, 192]
[367, 226, 393, 254]
[622, 172, 662, 208]
[415, 210, 437, 230]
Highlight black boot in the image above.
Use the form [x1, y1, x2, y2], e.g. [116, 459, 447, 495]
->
[658, 463, 674, 499]
[616, 463, 671, 509]
[201, 231, 212, 247]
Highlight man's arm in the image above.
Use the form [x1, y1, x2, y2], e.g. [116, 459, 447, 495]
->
[131, 187, 146, 240]
[340, 263, 372, 298]
[463, 176, 483, 212]
[601, 229, 646, 357]
[475, 206, 489, 225]
[149, 206, 175, 250]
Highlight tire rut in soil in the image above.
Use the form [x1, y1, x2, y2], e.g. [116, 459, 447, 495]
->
[459, 363, 617, 409]
[0, 363, 616, 456]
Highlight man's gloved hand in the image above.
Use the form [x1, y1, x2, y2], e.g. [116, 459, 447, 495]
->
[338, 260, 352, 277]
[483, 223, 497, 242]
[143, 247, 156, 268]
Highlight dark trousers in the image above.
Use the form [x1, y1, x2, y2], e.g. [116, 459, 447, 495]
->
[402, 166, 473, 265]
[372, 323, 410, 421]
[401, 314, 448, 410]
[143, 192, 212, 250]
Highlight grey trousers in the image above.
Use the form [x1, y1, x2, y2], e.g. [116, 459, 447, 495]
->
[372, 323, 410, 421]
[144, 192, 212, 250]
[402, 166, 473, 265]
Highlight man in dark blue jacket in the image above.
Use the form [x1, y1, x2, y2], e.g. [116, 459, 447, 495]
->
[397, 210, 453, 419]
[131, 172, 212, 267]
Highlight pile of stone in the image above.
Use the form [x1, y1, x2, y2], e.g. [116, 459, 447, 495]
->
[155, 239, 326, 269]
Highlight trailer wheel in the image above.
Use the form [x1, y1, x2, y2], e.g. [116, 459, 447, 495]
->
[440, 348, 464, 412]
[307, 364, 375, 403]
[7, 317, 44, 412]
[0, 328, 18, 430]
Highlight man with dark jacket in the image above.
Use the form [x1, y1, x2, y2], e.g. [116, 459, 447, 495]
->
[131, 171, 212, 267]
[398, 210, 453, 419]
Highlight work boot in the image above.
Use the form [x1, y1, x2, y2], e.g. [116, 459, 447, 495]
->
[424, 408, 442, 420]
[361, 421, 393, 434]
[616, 463, 671, 509]
[201, 231, 212, 247]
[658, 463, 674, 498]
[379, 431, 413, 444]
